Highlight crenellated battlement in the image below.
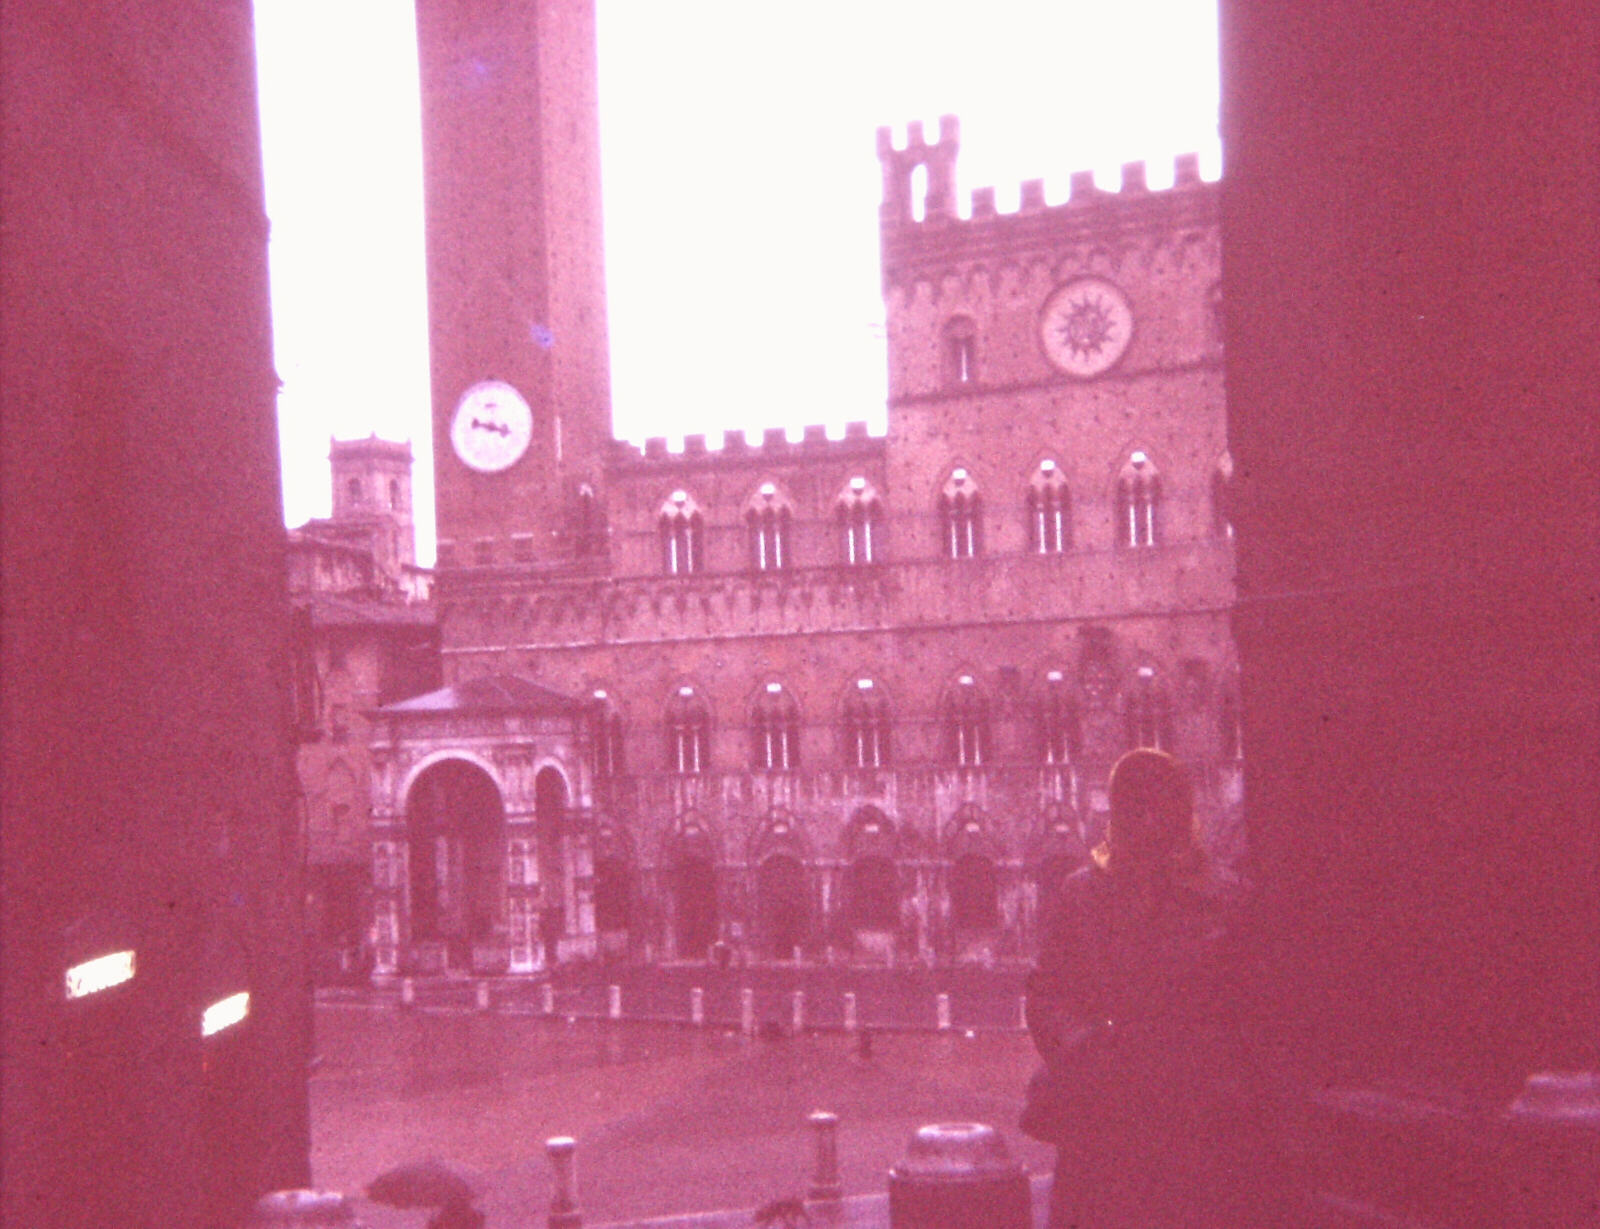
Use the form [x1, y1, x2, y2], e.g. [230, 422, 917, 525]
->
[877, 115, 1217, 289]
[608, 420, 884, 472]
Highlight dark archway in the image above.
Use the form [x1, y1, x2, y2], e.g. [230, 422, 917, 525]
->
[759, 853, 808, 958]
[950, 854, 998, 932]
[405, 758, 505, 961]
[534, 767, 568, 942]
[672, 856, 718, 958]
[593, 856, 633, 933]
[845, 856, 899, 930]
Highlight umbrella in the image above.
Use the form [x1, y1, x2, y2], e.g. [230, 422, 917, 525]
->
[366, 1158, 475, 1209]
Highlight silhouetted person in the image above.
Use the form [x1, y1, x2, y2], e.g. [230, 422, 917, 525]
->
[1023, 749, 1274, 1227]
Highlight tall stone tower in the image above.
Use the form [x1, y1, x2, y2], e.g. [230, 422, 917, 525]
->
[329, 434, 415, 576]
[415, 0, 613, 571]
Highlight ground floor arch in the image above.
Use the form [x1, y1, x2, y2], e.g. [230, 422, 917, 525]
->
[671, 856, 718, 959]
[949, 854, 999, 932]
[404, 757, 506, 960]
[758, 853, 809, 959]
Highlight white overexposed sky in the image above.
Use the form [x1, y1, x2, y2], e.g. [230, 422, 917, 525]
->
[254, 1, 1220, 565]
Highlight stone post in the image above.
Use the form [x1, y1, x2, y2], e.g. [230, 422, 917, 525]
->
[888, 1123, 1030, 1229]
[808, 1111, 843, 1202]
[740, 987, 756, 1035]
[607, 984, 621, 1019]
[936, 992, 952, 1031]
[547, 1136, 581, 1229]
[1018, 995, 1028, 1032]
[399, 977, 415, 1008]
[843, 991, 858, 1032]
[542, 981, 556, 1014]
[690, 986, 704, 1026]
[791, 989, 805, 1034]
[476, 981, 491, 1011]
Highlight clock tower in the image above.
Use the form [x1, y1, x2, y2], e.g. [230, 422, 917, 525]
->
[416, 0, 613, 569]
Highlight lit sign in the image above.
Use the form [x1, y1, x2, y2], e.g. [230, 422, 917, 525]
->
[64, 950, 136, 1000]
[202, 991, 250, 1037]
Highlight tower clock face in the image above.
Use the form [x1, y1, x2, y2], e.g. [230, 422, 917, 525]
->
[1039, 278, 1134, 378]
[450, 380, 533, 473]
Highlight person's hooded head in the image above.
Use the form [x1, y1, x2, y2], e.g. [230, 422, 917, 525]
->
[1094, 748, 1205, 886]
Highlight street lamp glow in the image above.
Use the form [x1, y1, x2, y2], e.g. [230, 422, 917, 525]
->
[202, 991, 250, 1037]
[64, 950, 136, 1000]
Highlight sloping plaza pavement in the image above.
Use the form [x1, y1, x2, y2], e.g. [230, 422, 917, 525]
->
[310, 977, 1054, 1228]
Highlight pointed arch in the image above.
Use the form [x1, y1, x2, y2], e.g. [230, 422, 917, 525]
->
[939, 467, 983, 559]
[1116, 450, 1162, 548]
[836, 476, 884, 565]
[1027, 458, 1072, 553]
[745, 481, 794, 571]
[659, 489, 705, 575]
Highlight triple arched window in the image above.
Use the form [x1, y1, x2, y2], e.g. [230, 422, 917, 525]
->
[751, 683, 801, 770]
[746, 483, 792, 571]
[659, 490, 704, 575]
[940, 469, 982, 559]
[590, 689, 626, 778]
[665, 685, 709, 773]
[1027, 459, 1071, 553]
[1116, 452, 1161, 548]
[944, 674, 990, 766]
[837, 477, 883, 565]
[1038, 669, 1080, 765]
[1126, 666, 1173, 752]
[841, 678, 891, 768]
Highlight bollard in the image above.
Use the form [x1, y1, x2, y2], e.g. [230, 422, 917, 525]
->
[936, 993, 952, 1031]
[808, 1111, 843, 1201]
[476, 981, 491, 1011]
[547, 1136, 582, 1229]
[690, 986, 704, 1026]
[242, 1189, 359, 1227]
[888, 1123, 1030, 1229]
[607, 984, 621, 1020]
[541, 981, 555, 1014]
[740, 987, 756, 1035]
[791, 989, 805, 1034]
[399, 977, 415, 1008]
[843, 991, 858, 1032]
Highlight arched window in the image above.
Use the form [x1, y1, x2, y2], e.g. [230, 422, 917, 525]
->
[751, 682, 800, 770]
[659, 490, 704, 575]
[346, 477, 362, 505]
[944, 674, 990, 766]
[1039, 669, 1080, 765]
[575, 483, 605, 557]
[836, 477, 883, 565]
[1126, 666, 1173, 752]
[590, 689, 625, 778]
[1027, 459, 1071, 553]
[1116, 451, 1161, 548]
[941, 316, 978, 386]
[1220, 686, 1243, 761]
[746, 482, 792, 571]
[664, 685, 710, 774]
[842, 677, 891, 768]
[1211, 452, 1235, 540]
[940, 469, 982, 559]
[388, 478, 401, 509]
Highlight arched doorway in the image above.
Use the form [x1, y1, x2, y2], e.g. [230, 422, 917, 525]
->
[845, 856, 899, 930]
[759, 853, 808, 959]
[949, 854, 998, 932]
[671, 856, 717, 958]
[405, 758, 505, 966]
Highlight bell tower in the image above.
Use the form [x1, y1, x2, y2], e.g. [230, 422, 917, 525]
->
[415, 0, 613, 569]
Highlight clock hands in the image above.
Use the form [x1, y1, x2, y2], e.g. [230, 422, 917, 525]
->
[471, 417, 512, 437]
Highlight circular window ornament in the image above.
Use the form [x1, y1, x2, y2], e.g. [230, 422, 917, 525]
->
[1039, 278, 1134, 378]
